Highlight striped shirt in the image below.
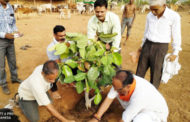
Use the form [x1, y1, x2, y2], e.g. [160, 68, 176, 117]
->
[0, 3, 17, 38]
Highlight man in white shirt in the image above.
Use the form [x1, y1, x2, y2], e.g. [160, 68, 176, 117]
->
[87, 0, 121, 51]
[136, 0, 182, 88]
[89, 70, 168, 122]
[18, 60, 75, 122]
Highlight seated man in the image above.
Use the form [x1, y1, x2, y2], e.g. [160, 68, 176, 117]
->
[18, 60, 75, 122]
[89, 70, 168, 122]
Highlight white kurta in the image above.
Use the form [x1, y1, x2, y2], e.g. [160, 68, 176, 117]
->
[108, 75, 169, 122]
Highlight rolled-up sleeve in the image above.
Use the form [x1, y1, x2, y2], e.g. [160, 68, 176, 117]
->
[0, 32, 6, 38]
[112, 16, 121, 50]
[171, 14, 182, 55]
[87, 17, 97, 40]
[107, 87, 118, 99]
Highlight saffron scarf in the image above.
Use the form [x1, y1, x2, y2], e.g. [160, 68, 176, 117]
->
[119, 79, 136, 102]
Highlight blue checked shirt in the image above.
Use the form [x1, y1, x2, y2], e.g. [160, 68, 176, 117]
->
[0, 3, 17, 38]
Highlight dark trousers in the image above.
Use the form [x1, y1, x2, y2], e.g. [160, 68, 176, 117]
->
[18, 99, 39, 122]
[18, 92, 52, 122]
[136, 39, 168, 88]
[0, 38, 18, 86]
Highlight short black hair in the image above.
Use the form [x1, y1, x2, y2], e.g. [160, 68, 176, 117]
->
[53, 25, 65, 34]
[42, 60, 59, 75]
[94, 0, 108, 9]
[115, 70, 134, 87]
[0, 108, 20, 122]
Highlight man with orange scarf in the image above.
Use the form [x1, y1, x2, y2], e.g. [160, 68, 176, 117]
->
[89, 70, 168, 122]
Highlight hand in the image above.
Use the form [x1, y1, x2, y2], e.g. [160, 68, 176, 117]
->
[106, 43, 111, 51]
[51, 91, 61, 99]
[16, 32, 24, 37]
[5, 33, 14, 39]
[138, 47, 142, 52]
[167, 55, 177, 62]
[88, 118, 99, 122]
[65, 42, 70, 47]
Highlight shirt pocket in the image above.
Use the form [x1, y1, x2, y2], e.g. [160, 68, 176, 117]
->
[7, 16, 14, 24]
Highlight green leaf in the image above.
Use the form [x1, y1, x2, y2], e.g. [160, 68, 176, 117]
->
[85, 80, 90, 93]
[79, 48, 86, 59]
[99, 32, 118, 38]
[112, 52, 122, 66]
[65, 59, 78, 69]
[87, 67, 99, 82]
[62, 65, 73, 77]
[98, 74, 112, 86]
[94, 93, 102, 105]
[94, 49, 105, 56]
[74, 72, 86, 82]
[64, 76, 75, 83]
[100, 54, 113, 66]
[70, 42, 77, 53]
[76, 81, 84, 94]
[59, 74, 65, 84]
[77, 36, 88, 48]
[86, 45, 96, 59]
[60, 53, 69, 59]
[54, 43, 68, 55]
[103, 65, 111, 75]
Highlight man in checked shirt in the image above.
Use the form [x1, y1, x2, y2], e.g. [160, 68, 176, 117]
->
[0, 0, 23, 95]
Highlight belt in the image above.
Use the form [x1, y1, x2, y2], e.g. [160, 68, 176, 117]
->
[146, 39, 168, 45]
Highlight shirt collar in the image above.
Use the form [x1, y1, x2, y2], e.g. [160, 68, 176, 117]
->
[150, 7, 170, 19]
[0, 3, 10, 10]
[53, 38, 59, 44]
[162, 7, 170, 19]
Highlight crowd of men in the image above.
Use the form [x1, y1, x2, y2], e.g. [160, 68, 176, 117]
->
[0, 0, 181, 121]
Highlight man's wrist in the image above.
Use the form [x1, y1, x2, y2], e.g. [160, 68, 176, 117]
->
[93, 113, 101, 121]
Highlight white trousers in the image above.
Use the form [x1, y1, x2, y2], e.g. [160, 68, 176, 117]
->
[133, 112, 161, 122]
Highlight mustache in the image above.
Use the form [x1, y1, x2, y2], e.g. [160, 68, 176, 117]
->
[60, 38, 65, 41]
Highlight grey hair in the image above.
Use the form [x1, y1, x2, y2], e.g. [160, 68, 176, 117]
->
[149, 0, 166, 6]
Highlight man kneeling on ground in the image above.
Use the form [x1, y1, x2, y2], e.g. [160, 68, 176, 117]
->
[18, 60, 75, 122]
[89, 70, 168, 122]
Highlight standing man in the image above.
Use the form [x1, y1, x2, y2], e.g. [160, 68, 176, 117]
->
[0, 0, 23, 95]
[121, 0, 136, 43]
[89, 70, 169, 122]
[18, 60, 75, 122]
[136, 0, 182, 88]
[87, 0, 121, 51]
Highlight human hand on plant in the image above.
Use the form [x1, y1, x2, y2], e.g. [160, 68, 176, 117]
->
[106, 43, 111, 51]
[51, 91, 61, 99]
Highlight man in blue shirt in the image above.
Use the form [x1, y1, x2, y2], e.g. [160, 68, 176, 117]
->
[0, 0, 23, 95]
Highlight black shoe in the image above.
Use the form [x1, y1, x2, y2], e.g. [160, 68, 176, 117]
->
[12, 79, 22, 83]
[1, 85, 10, 95]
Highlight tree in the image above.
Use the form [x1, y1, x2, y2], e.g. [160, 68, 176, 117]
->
[48, 33, 122, 108]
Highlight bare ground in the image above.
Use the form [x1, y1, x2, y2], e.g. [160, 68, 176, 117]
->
[0, 8, 190, 122]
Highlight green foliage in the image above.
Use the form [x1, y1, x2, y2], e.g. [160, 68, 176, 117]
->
[51, 33, 122, 105]
[94, 93, 102, 105]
